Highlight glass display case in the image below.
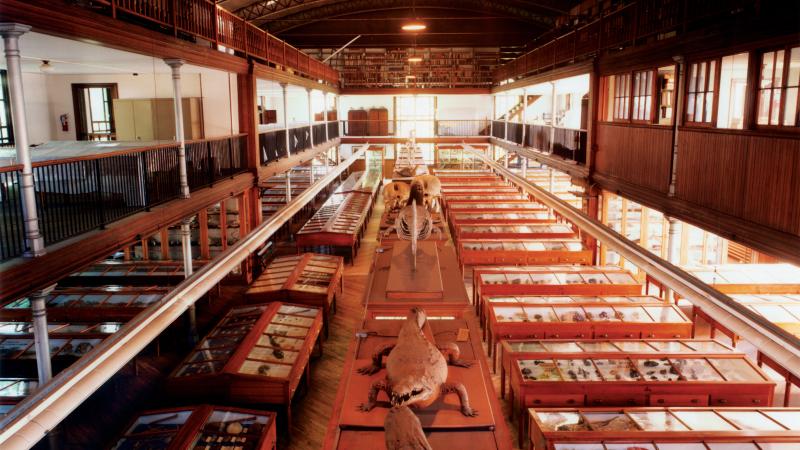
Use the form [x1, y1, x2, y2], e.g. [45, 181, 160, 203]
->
[499, 339, 749, 398]
[246, 253, 343, 337]
[111, 405, 277, 450]
[60, 260, 207, 287]
[448, 211, 553, 224]
[455, 224, 576, 240]
[447, 201, 549, 212]
[458, 239, 591, 268]
[681, 264, 800, 295]
[488, 301, 691, 360]
[529, 407, 800, 450]
[0, 377, 37, 414]
[473, 266, 642, 319]
[296, 190, 374, 261]
[510, 352, 774, 443]
[1, 286, 169, 322]
[167, 303, 323, 424]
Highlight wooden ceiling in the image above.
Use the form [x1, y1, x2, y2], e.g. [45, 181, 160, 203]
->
[219, 0, 579, 49]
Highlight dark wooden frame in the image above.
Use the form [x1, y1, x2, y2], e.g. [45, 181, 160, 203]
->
[71, 83, 119, 141]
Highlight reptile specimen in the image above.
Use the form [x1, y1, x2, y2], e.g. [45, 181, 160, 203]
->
[357, 306, 478, 417]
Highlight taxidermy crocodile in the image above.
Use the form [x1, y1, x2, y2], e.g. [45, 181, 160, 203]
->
[357, 307, 478, 417]
[384, 405, 432, 450]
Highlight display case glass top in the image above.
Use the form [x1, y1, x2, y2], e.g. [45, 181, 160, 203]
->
[516, 355, 767, 383]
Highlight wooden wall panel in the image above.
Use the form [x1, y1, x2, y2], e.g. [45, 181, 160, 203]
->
[743, 136, 800, 235]
[675, 130, 800, 236]
[675, 131, 748, 218]
[595, 124, 672, 193]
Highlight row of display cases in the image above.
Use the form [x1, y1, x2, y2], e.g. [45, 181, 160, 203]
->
[457, 239, 592, 269]
[472, 266, 643, 318]
[449, 211, 553, 224]
[110, 404, 277, 450]
[1, 285, 169, 321]
[245, 253, 344, 337]
[322, 305, 512, 450]
[296, 190, 374, 262]
[509, 353, 775, 444]
[166, 302, 323, 430]
[529, 407, 800, 450]
[486, 302, 692, 359]
[0, 378, 37, 416]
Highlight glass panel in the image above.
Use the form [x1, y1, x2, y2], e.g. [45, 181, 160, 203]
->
[647, 341, 690, 352]
[553, 445, 604, 450]
[583, 412, 638, 431]
[718, 411, 785, 430]
[246, 346, 299, 364]
[605, 444, 655, 450]
[536, 411, 588, 431]
[671, 358, 724, 381]
[684, 340, 730, 352]
[523, 307, 558, 322]
[507, 341, 547, 352]
[557, 359, 603, 381]
[615, 307, 654, 322]
[672, 410, 736, 430]
[705, 444, 758, 450]
[708, 358, 764, 381]
[555, 307, 587, 323]
[585, 307, 620, 322]
[123, 410, 192, 435]
[628, 411, 688, 431]
[594, 359, 641, 381]
[192, 410, 269, 449]
[763, 410, 800, 430]
[239, 360, 292, 378]
[579, 341, 620, 352]
[644, 306, 687, 322]
[636, 358, 680, 381]
[517, 359, 562, 381]
[542, 342, 583, 352]
[654, 445, 706, 450]
[256, 335, 304, 351]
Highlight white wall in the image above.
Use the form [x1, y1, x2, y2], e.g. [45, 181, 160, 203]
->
[200, 70, 239, 137]
[22, 72, 52, 145]
[21, 69, 238, 141]
[436, 95, 492, 120]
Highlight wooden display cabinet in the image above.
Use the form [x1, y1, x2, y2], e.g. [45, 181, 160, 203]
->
[441, 186, 521, 195]
[0, 286, 169, 321]
[457, 239, 591, 270]
[497, 339, 738, 401]
[486, 298, 692, 359]
[437, 175, 504, 183]
[529, 407, 800, 450]
[166, 303, 323, 429]
[453, 223, 576, 240]
[110, 405, 277, 450]
[296, 191, 373, 262]
[653, 264, 800, 296]
[59, 260, 208, 287]
[447, 202, 550, 214]
[245, 254, 344, 338]
[1, 321, 119, 376]
[509, 354, 775, 444]
[472, 266, 642, 317]
[322, 305, 512, 450]
[448, 211, 553, 224]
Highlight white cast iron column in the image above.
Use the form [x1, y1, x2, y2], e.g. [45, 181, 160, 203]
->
[30, 284, 56, 383]
[1, 23, 46, 256]
[164, 58, 189, 198]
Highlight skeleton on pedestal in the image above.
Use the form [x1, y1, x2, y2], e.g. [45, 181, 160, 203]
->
[384, 184, 441, 270]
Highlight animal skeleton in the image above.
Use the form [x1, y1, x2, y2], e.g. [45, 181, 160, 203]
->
[390, 199, 440, 270]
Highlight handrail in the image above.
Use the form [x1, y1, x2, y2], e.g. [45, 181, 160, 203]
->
[0, 164, 24, 173]
[465, 144, 800, 379]
[18, 134, 249, 168]
[0, 146, 367, 449]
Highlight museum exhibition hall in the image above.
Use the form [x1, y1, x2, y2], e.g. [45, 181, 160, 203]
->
[0, 1, 799, 449]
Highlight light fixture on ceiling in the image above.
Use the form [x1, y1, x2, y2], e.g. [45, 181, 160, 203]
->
[402, 0, 425, 31]
[401, 23, 426, 31]
[39, 60, 54, 73]
[408, 56, 422, 63]
[405, 74, 417, 79]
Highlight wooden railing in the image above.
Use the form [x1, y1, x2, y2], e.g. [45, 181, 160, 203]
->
[494, 0, 755, 83]
[0, 135, 248, 262]
[92, 0, 338, 85]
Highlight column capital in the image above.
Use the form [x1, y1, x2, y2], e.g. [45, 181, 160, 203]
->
[280, 82, 289, 89]
[163, 58, 185, 69]
[181, 216, 196, 226]
[30, 284, 57, 299]
[0, 23, 32, 37]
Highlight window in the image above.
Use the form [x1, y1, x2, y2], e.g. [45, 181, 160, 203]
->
[757, 46, 800, 127]
[685, 60, 716, 124]
[716, 53, 749, 129]
[656, 66, 675, 125]
[71, 83, 118, 141]
[613, 73, 631, 120]
[0, 70, 13, 146]
[631, 70, 654, 121]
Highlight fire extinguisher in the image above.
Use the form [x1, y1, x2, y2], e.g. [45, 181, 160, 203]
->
[60, 114, 68, 132]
